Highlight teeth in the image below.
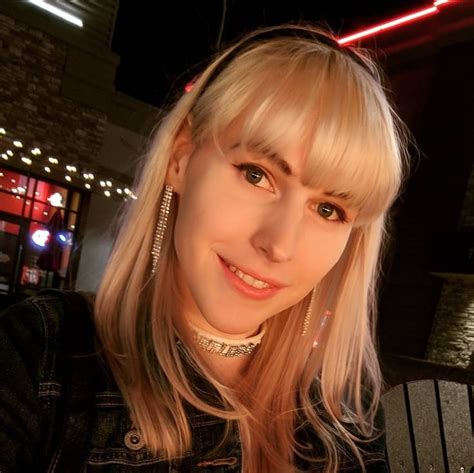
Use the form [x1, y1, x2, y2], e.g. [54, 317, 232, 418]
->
[227, 264, 271, 289]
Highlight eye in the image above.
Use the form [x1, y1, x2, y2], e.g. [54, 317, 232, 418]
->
[234, 163, 273, 191]
[315, 202, 348, 223]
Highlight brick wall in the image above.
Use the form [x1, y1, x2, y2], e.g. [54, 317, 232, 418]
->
[0, 13, 107, 168]
[425, 276, 474, 369]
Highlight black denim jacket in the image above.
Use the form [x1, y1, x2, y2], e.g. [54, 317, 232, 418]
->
[0, 289, 388, 472]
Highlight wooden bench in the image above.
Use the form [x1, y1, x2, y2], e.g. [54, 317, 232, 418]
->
[382, 379, 473, 472]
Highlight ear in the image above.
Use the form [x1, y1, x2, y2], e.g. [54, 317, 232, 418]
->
[166, 116, 194, 195]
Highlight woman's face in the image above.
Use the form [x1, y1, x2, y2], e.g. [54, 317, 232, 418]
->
[168, 121, 358, 337]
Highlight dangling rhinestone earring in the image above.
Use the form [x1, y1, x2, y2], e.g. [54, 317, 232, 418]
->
[151, 184, 173, 275]
[301, 288, 316, 336]
[312, 310, 332, 348]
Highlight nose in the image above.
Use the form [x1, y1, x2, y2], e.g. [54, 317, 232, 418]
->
[250, 200, 303, 263]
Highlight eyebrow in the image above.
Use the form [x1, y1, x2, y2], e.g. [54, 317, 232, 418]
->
[232, 142, 353, 202]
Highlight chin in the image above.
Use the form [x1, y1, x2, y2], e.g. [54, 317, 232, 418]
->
[200, 309, 263, 338]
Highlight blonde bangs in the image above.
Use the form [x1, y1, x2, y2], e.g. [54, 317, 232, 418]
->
[193, 41, 405, 227]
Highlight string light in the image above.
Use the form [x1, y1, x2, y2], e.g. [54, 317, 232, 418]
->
[1, 130, 137, 201]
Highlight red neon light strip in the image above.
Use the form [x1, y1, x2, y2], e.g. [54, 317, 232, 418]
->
[338, 1, 450, 45]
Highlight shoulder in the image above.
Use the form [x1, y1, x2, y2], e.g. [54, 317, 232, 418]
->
[0, 289, 96, 381]
[300, 381, 388, 471]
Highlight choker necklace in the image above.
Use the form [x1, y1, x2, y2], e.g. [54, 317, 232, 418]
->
[189, 322, 266, 357]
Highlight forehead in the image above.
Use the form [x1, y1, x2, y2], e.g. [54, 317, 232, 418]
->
[219, 117, 355, 203]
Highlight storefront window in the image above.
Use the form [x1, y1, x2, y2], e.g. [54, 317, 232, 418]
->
[0, 191, 26, 217]
[0, 218, 20, 293]
[0, 165, 82, 294]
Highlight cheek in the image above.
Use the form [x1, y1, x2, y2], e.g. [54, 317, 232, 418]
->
[173, 162, 244, 256]
[298, 230, 351, 284]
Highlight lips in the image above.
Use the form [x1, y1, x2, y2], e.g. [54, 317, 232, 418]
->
[218, 255, 286, 289]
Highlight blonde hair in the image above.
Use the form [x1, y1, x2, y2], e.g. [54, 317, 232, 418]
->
[95, 24, 409, 472]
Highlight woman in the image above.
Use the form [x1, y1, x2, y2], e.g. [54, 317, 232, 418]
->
[0, 24, 408, 472]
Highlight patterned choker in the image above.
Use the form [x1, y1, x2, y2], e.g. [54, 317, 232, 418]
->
[189, 322, 266, 357]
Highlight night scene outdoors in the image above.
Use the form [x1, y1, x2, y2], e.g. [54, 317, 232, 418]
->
[0, 0, 472, 471]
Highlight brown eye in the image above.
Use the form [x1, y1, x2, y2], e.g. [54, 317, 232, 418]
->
[246, 167, 264, 184]
[234, 163, 273, 191]
[316, 203, 347, 223]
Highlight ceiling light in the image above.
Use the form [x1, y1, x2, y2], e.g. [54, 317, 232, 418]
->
[28, 0, 83, 28]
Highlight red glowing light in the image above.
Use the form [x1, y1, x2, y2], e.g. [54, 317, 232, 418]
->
[338, 1, 451, 45]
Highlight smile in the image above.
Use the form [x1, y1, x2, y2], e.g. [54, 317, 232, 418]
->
[218, 255, 283, 300]
[227, 264, 271, 289]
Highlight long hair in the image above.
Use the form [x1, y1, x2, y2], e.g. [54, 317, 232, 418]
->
[95, 24, 410, 472]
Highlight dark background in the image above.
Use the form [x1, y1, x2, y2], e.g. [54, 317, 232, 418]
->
[111, 0, 429, 107]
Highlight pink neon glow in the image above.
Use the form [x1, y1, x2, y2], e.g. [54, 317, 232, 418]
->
[338, 1, 451, 45]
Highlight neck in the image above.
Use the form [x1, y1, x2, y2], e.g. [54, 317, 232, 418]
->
[189, 321, 266, 357]
[176, 321, 265, 386]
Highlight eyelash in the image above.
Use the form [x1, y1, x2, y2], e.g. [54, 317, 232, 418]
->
[234, 163, 348, 224]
